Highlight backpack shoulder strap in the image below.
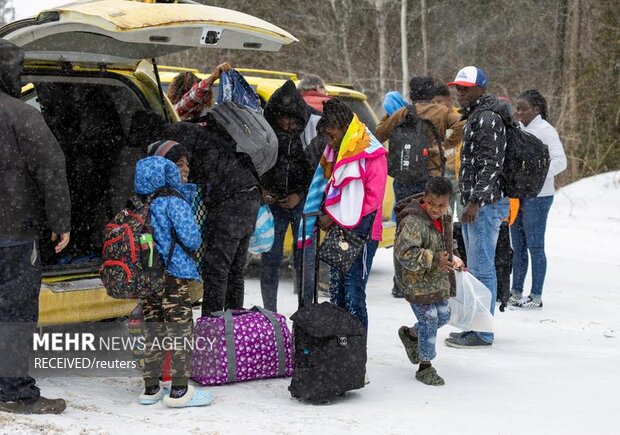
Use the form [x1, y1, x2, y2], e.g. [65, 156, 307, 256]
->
[150, 187, 184, 202]
[168, 227, 198, 264]
[420, 118, 446, 175]
[399, 105, 419, 125]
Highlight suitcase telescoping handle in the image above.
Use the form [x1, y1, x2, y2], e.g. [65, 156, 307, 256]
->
[300, 211, 322, 309]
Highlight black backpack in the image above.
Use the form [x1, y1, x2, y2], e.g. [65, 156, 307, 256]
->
[501, 121, 550, 199]
[387, 105, 444, 184]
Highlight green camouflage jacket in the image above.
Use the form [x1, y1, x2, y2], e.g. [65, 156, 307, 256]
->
[394, 199, 456, 304]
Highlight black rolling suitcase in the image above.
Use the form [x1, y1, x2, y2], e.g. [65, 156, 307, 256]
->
[288, 212, 367, 403]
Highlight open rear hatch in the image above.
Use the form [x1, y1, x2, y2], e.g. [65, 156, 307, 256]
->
[1, 0, 297, 278]
[0, 0, 297, 63]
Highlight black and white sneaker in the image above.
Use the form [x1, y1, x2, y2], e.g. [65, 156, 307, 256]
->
[513, 296, 543, 310]
[508, 294, 522, 306]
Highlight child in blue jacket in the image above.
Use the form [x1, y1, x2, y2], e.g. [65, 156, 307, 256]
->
[134, 142, 210, 408]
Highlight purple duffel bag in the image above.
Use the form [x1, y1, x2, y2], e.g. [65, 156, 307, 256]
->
[191, 307, 294, 385]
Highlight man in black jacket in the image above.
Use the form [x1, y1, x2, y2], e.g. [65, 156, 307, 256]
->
[443, 66, 509, 349]
[165, 118, 260, 315]
[0, 39, 70, 414]
[261, 80, 323, 312]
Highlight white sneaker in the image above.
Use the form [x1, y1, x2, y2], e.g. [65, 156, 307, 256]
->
[513, 296, 543, 310]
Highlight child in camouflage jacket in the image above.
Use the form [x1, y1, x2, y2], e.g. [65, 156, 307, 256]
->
[394, 176, 463, 386]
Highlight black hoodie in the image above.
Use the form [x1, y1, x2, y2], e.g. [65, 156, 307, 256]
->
[0, 39, 71, 241]
[261, 80, 321, 199]
[459, 94, 508, 206]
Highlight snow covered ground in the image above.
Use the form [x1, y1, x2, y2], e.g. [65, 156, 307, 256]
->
[2, 172, 619, 434]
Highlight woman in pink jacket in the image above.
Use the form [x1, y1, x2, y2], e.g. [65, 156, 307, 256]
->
[314, 99, 388, 332]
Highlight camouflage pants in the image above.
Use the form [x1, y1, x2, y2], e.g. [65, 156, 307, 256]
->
[142, 276, 193, 387]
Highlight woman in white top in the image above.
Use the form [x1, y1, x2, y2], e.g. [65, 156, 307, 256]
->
[510, 90, 567, 309]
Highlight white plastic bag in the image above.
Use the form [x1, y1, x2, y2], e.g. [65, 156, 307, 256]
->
[448, 271, 494, 333]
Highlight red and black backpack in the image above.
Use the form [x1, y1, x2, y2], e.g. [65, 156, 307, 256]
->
[100, 188, 185, 299]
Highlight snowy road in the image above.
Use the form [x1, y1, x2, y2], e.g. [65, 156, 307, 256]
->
[2, 173, 619, 434]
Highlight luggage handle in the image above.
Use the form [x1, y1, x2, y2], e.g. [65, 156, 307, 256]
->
[300, 211, 322, 309]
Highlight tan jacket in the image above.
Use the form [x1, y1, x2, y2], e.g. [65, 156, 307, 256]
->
[375, 102, 464, 176]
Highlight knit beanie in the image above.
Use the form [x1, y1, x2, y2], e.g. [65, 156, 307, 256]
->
[409, 76, 435, 102]
[147, 140, 190, 163]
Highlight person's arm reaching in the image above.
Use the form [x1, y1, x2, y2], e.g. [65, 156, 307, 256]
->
[175, 62, 232, 121]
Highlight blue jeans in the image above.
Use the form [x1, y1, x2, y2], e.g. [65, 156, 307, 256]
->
[410, 301, 451, 361]
[260, 201, 315, 312]
[329, 240, 378, 333]
[510, 195, 554, 300]
[462, 198, 509, 343]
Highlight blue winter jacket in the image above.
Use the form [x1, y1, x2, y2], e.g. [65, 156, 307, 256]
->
[134, 156, 201, 280]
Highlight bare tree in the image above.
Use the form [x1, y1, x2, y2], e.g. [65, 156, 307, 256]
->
[420, 0, 429, 74]
[400, 0, 408, 96]
[374, 0, 389, 96]
[0, 0, 15, 25]
[555, 0, 582, 177]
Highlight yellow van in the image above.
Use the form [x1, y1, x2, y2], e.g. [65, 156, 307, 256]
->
[1, 0, 297, 324]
